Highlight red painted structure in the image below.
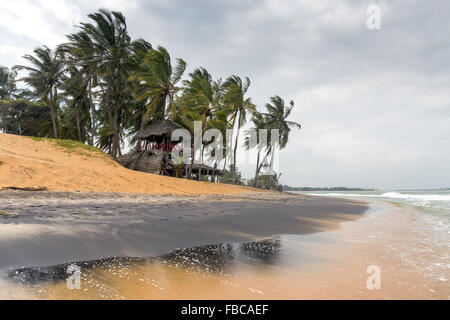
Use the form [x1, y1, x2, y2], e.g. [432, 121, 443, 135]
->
[137, 138, 177, 152]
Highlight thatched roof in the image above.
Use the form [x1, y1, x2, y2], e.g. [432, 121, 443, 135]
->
[136, 120, 184, 140]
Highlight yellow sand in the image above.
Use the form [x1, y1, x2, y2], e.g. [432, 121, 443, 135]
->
[0, 133, 254, 195]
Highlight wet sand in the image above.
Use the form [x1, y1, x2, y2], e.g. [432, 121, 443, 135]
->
[0, 191, 367, 270]
[2, 191, 448, 300]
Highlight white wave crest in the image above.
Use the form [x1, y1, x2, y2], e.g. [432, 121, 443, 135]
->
[307, 192, 450, 202]
[380, 192, 450, 202]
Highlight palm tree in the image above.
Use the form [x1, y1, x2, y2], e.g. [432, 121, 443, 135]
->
[59, 32, 99, 146]
[244, 112, 271, 187]
[174, 68, 226, 179]
[60, 66, 91, 142]
[222, 75, 256, 183]
[206, 107, 231, 182]
[0, 65, 17, 100]
[14, 46, 65, 138]
[123, 39, 153, 145]
[131, 46, 186, 121]
[262, 96, 301, 188]
[181, 68, 225, 125]
[63, 9, 134, 156]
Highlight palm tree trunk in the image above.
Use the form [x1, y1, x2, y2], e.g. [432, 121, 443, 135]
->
[76, 109, 82, 142]
[268, 147, 276, 189]
[137, 112, 146, 148]
[89, 79, 95, 146]
[162, 94, 167, 120]
[253, 149, 261, 187]
[105, 80, 118, 157]
[199, 143, 204, 181]
[255, 150, 271, 188]
[49, 87, 58, 139]
[222, 156, 227, 183]
[187, 144, 193, 179]
[231, 111, 241, 184]
[212, 162, 217, 183]
[113, 104, 121, 156]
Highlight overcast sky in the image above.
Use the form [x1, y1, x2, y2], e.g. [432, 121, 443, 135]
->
[1, 0, 449, 189]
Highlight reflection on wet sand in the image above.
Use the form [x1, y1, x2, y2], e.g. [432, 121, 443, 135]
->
[2, 203, 448, 300]
[4, 237, 283, 299]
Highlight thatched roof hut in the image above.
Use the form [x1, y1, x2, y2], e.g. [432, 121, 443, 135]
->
[136, 120, 184, 143]
[118, 119, 223, 180]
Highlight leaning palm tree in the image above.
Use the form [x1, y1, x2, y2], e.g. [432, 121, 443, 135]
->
[262, 96, 301, 188]
[222, 75, 256, 183]
[181, 67, 224, 122]
[131, 46, 186, 121]
[14, 46, 65, 138]
[206, 107, 231, 182]
[124, 39, 153, 144]
[60, 66, 92, 142]
[59, 33, 99, 146]
[244, 112, 271, 187]
[62, 9, 134, 156]
[175, 68, 225, 179]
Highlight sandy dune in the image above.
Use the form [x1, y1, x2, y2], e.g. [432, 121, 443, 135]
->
[0, 133, 253, 195]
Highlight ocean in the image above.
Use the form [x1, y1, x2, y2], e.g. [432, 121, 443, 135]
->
[293, 189, 450, 291]
[300, 189, 450, 223]
[296, 189, 450, 266]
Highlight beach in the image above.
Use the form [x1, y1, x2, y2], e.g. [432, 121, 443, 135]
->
[1, 0, 449, 306]
[0, 133, 448, 299]
[1, 190, 448, 299]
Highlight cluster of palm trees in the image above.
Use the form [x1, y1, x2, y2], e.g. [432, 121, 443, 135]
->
[0, 9, 300, 187]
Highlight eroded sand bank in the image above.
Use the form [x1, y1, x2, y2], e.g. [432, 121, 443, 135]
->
[0, 133, 252, 195]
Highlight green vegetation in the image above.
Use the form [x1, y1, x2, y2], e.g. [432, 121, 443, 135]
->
[53, 139, 101, 153]
[29, 136, 102, 155]
[0, 9, 301, 188]
[248, 174, 282, 190]
[220, 169, 246, 186]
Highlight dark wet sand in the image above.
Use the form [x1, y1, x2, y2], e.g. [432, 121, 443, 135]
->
[0, 191, 368, 271]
